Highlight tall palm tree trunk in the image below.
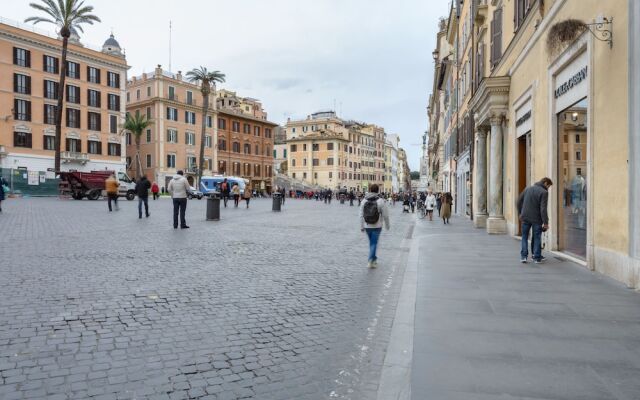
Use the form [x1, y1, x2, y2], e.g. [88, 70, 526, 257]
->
[197, 88, 209, 187]
[54, 35, 69, 172]
[135, 135, 142, 180]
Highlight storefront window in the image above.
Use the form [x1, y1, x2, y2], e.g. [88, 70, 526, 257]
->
[558, 97, 588, 259]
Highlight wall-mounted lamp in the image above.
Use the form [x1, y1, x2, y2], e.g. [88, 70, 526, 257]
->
[585, 16, 613, 49]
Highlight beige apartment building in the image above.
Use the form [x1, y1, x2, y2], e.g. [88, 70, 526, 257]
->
[284, 111, 392, 192]
[427, 0, 640, 288]
[126, 67, 276, 191]
[0, 20, 128, 178]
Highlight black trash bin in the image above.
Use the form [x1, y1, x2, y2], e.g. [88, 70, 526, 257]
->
[272, 193, 282, 212]
[206, 192, 221, 221]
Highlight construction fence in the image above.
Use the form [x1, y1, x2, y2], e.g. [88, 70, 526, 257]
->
[1, 168, 59, 197]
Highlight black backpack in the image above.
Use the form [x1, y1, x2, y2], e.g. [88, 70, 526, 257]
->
[363, 197, 380, 224]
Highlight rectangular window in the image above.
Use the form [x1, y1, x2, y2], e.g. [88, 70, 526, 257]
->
[329, 172, 333, 179]
[312, 144, 319, 151]
[108, 143, 121, 156]
[87, 66, 101, 84]
[327, 143, 334, 150]
[166, 107, 178, 121]
[205, 135, 212, 148]
[185, 111, 196, 125]
[66, 108, 80, 128]
[66, 85, 80, 104]
[66, 61, 80, 79]
[312, 158, 319, 166]
[186, 132, 196, 146]
[88, 140, 102, 155]
[303, 172, 307, 179]
[146, 107, 151, 119]
[254, 126, 261, 136]
[13, 74, 31, 94]
[243, 123, 250, 134]
[292, 173, 296, 179]
[88, 112, 101, 131]
[575, 134, 581, 144]
[303, 158, 307, 166]
[146, 154, 152, 168]
[218, 139, 226, 151]
[167, 129, 178, 143]
[207, 115, 212, 128]
[44, 104, 57, 125]
[303, 144, 307, 151]
[290, 144, 297, 152]
[43, 55, 58, 74]
[13, 47, 30, 67]
[146, 129, 152, 143]
[147, 86, 151, 96]
[14, 99, 31, 121]
[232, 142, 240, 153]
[327, 157, 334, 166]
[490, 8, 503, 68]
[44, 80, 59, 99]
[136, 89, 140, 100]
[44, 135, 55, 150]
[14, 132, 32, 148]
[88, 89, 101, 107]
[218, 118, 227, 129]
[232, 121, 240, 132]
[265, 128, 271, 138]
[576, 151, 582, 161]
[291, 159, 296, 167]
[168, 86, 175, 100]
[108, 94, 120, 111]
[66, 138, 81, 152]
[167, 154, 176, 168]
[107, 72, 120, 88]
[110, 115, 118, 134]
[186, 91, 193, 105]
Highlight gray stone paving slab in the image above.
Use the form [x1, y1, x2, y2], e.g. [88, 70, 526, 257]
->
[411, 216, 640, 400]
[0, 197, 412, 400]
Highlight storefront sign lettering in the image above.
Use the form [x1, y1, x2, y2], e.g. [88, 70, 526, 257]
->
[516, 110, 531, 128]
[555, 66, 588, 99]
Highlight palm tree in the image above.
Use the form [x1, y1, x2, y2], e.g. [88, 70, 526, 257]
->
[121, 113, 153, 180]
[186, 67, 226, 185]
[26, 0, 100, 172]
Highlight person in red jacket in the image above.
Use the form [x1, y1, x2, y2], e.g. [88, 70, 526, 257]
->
[151, 181, 160, 200]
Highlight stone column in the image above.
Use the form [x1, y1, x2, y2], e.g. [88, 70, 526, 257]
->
[474, 127, 488, 228]
[487, 115, 507, 234]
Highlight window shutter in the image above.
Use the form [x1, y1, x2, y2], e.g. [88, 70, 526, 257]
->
[495, 8, 503, 64]
[86, 66, 91, 80]
[66, 138, 71, 151]
[26, 76, 31, 94]
[13, 47, 18, 64]
[117, 144, 121, 157]
[13, 74, 18, 92]
[166, 107, 170, 119]
[98, 142, 102, 154]
[26, 50, 31, 67]
[54, 58, 59, 74]
[26, 101, 31, 121]
[43, 54, 47, 71]
[490, 16, 495, 67]
[27, 133, 33, 148]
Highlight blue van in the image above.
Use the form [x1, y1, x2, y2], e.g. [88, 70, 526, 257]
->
[200, 175, 247, 196]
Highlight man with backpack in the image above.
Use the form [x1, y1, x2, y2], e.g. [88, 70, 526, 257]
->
[220, 178, 230, 208]
[517, 177, 553, 264]
[359, 184, 390, 268]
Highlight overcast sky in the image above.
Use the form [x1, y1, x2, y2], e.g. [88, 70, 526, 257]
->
[10, 0, 450, 170]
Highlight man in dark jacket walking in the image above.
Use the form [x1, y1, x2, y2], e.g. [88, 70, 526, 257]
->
[517, 177, 553, 263]
[137, 176, 151, 219]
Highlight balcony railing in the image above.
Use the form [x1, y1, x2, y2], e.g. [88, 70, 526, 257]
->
[61, 151, 89, 164]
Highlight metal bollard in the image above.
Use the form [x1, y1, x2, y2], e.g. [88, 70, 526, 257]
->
[206, 192, 221, 221]
[272, 193, 282, 212]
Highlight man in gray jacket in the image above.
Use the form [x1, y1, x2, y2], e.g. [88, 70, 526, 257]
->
[517, 177, 553, 263]
[359, 184, 391, 268]
[168, 170, 190, 229]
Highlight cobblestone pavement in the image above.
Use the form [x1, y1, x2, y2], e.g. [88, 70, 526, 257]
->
[0, 197, 413, 400]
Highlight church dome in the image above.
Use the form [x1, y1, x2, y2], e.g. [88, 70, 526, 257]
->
[102, 33, 123, 57]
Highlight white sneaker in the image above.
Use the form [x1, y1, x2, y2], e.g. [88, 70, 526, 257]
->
[372, 260, 378, 267]
[368, 260, 376, 268]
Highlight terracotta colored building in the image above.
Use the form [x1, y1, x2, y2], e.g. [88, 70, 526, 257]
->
[0, 20, 128, 174]
[126, 67, 276, 192]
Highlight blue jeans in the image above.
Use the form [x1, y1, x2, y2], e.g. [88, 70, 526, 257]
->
[521, 222, 543, 260]
[138, 196, 149, 217]
[366, 228, 382, 262]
